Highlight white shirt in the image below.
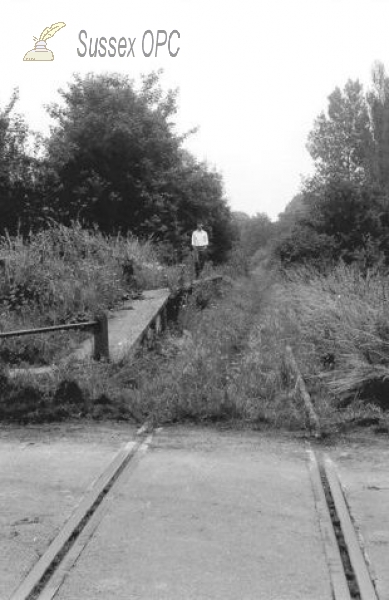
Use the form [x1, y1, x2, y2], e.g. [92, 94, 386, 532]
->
[192, 229, 209, 247]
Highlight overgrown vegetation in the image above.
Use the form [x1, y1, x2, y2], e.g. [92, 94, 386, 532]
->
[0, 276, 260, 424]
[1, 261, 388, 433]
[0, 221, 184, 366]
[227, 61, 389, 427]
[226, 264, 389, 431]
[272, 64, 389, 270]
[0, 72, 234, 263]
[2, 63, 389, 431]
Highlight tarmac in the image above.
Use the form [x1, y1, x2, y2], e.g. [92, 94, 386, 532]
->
[3, 425, 389, 599]
[328, 434, 389, 600]
[0, 423, 138, 600]
[51, 427, 334, 600]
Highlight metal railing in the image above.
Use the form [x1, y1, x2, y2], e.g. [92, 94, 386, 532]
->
[0, 313, 109, 360]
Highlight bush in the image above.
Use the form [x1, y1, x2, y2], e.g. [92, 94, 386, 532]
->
[0, 221, 172, 364]
[272, 262, 389, 410]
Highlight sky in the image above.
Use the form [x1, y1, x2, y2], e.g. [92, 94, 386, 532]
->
[1, 0, 389, 221]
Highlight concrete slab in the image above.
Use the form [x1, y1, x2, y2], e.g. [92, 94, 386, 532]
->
[72, 288, 170, 362]
[54, 427, 333, 600]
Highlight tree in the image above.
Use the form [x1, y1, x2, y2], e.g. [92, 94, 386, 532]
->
[366, 61, 389, 191]
[45, 72, 181, 231]
[43, 71, 232, 261]
[273, 68, 389, 270]
[307, 79, 374, 184]
[274, 179, 389, 268]
[238, 212, 273, 257]
[0, 89, 40, 234]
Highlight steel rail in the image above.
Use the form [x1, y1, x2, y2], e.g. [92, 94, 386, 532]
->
[8, 423, 153, 600]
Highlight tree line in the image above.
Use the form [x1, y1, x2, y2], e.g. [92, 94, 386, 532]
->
[0, 71, 233, 263]
[236, 61, 389, 271]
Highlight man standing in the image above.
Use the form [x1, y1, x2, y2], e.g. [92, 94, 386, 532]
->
[191, 222, 209, 278]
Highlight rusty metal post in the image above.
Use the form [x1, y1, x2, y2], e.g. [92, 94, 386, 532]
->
[94, 312, 109, 360]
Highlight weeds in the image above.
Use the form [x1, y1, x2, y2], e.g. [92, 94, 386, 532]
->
[0, 276, 260, 424]
[0, 221, 188, 365]
[2, 251, 388, 432]
[234, 262, 389, 430]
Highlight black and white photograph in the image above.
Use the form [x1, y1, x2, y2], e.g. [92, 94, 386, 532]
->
[1, 1, 389, 598]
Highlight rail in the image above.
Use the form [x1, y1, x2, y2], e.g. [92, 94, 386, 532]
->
[284, 345, 322, 438]
[0, 313, 109, 360]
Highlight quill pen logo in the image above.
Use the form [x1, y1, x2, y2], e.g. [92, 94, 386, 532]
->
[23, 22, 66, 61]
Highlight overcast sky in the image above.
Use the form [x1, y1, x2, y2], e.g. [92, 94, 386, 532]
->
[2, 0, 389, 220]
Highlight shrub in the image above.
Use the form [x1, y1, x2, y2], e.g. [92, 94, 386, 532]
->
[0, 221, 174, 365]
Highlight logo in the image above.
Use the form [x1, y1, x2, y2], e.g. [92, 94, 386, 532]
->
[23, 22, 66, 61]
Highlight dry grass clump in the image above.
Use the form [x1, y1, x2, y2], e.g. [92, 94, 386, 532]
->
[277, 263, 389, 408]
[217, 262, 389, 430]
[130, 278, 260, 423]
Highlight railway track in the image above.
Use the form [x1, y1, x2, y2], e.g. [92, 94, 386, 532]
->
[287, 344, 379, 599]
[8, 432, 380, 600]
[308, 448, 379, 600]
[8, 423, 154, 600]
[6, 347, 381, 600]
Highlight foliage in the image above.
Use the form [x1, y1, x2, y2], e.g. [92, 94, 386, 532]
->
[234, 212, 274, 258]
[307, 79, 374, 184]
[0, 221, 173, 365]
[366, 61, 389, 191]
[275, 179, 389, 268]
[0, 73, 233, 262]
[40, 72, 232, 261]
[273, 67, 389, 269]
[0, 89, 42, 233]
[274, 263, 389, 411]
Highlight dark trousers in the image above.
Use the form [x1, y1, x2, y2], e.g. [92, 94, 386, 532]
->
[194, 247, 207, 278]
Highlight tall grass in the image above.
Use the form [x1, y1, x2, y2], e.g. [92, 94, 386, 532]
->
[125, 277, 263, 423]
[0, 221, 180, 365]
[3, 253, 387, 429]
[198, 262, 389, 430]
[278, 263, 389, 406]
[231, 262, 389, 427]
[0, 275, 263, 423]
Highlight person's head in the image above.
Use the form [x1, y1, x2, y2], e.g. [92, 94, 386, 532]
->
[196, 222, 203, 231]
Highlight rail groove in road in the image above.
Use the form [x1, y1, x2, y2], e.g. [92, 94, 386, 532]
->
[8, 427, 380, 600]
[309, 448, 379, 600]
[8, 423, 153, 600]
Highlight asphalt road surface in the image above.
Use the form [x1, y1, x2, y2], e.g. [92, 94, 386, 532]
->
[50, 427, 333, 600]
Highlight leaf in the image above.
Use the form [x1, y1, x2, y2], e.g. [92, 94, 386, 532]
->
[39, 22, 66, 42]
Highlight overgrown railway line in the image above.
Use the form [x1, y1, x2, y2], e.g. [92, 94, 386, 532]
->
[3, 289, 384, 600]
